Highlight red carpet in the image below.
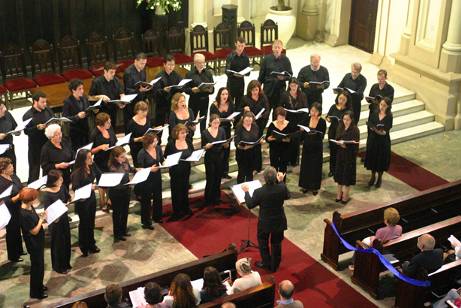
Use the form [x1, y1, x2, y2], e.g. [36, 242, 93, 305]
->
[162, 194, 376, 307]
[386, 152, 448, 190]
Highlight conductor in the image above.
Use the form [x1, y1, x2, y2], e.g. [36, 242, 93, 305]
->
[242, 166, 289, 272]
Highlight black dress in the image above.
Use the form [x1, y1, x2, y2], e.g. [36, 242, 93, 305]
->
[0, 174, 24, 261]
[265, 121, 296, 174]
[209, 102, 234, 176]
[164, 140, 194, 217]
[299, 117, 327, 190]
[0, 111, 17, 168]
[364, 112, 393, 172]
[334, 126, 360, 186]
[41, 186, 71, 273]
[108, 162, 135, 239]
[327, 105, 348, 175]
[136, 146, 164, 225]
[71, 165, 101, 255]
[242, 95, 269, 172]
[168, 108, 195, 143]
[234, 123, 261, 183]
[201, 127, 226, 205]
[126, 117, 153, 167]
[20, 206, 45, 298]
[367, 83, 395, 125]
[90, 127, 117, 172]
[280, 90, 308, 166]
[40, 139, 73, 188]
[338, 73, 367, 124]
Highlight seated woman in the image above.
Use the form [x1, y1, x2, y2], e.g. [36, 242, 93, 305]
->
[230, 258, 262, 294]
[140, 282, 168, 308]
[162, 273, 199, 307]
[199, 266, 227, 303]
[349, 207, 402, 271]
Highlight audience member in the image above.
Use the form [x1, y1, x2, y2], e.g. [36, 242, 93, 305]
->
[200, 266, 227, 303]
[104, 283, 130, 308]
[162, 273, 199, 307]
[276, 280, 304, 308]
[141, 282, 168, 308]
[230, 258, 262, 294]
[402, 233, 443, 279]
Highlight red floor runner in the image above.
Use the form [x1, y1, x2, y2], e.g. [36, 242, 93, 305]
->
[162, 195, 376, 307]
[386, 152, 448, 190]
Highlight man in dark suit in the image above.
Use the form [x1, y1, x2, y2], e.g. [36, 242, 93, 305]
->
[242, 166, 290, 272]
[402, 233, 443, 279]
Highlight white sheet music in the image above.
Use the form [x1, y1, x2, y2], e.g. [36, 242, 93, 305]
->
[120, 94, 138, 103]
[226, 112, 240, 120]
[211, 137, 233, 145]
[191, 278, 204, 291]
[76, 142, 93, 156]
[297, 124, 310, 132]
[73, 183, 92, 202]
[129, 287, 147, 308]
[284, 108, 310, 114]
[231, 180, 262, 204]
[182, 149, 205, 162]
[106, 133, 132, 151]
[27, 175, 48, 190]
[159, 151, 182, 168]
[0, 185, 13, 199]
[98, 173, 124, 187]
[149, 76, 162, 86]
[46, 199, 68, 225]
[238, 67, 253, 75]
[7, 118, 32, 135]
[255, 108, 265, 120]
[166, 79, 192, 88]
[0, 144, 10, 155]
[0, 202, 11, 230]
[127, 167, 151, 185]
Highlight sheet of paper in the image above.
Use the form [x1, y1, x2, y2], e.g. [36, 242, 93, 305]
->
[182, 149, 205, 162]
[238, 67, 253, 75]
[106, 133, 132, 151]
[159, 151, 182, 168]
[46, 199, 68, 224]
[73, 183, 92, 202]
[231, 180, 262, 204]
[255, 108, 265, 120]
[120, 94, 138, 103]
[7, 118, 32, 135]
[127, 167, 151, 185]
[226, 112, 240, 120]
[149, 77, 162, 86]
[198, 82, 216, 88]
[0, 184, 12, 199]
[27, 175, 48, 190]
[211, 137, 232, 145]
[272, 130, 288, 137]
[88, 99, 102, 109]
[0, 202, 11, 230]
[177, 79, 192, 87]
[98, 173, 125, 187]
[239, 135, 264, 145]
[45, 117, 72, 125]
[129, 287, 147, 308]
[190, 278, 204, 291]
[0, 144, 10, 155]
[448, 235, 461, 247]
[75, 142, 94, 158]
[297, 124, 310, 132]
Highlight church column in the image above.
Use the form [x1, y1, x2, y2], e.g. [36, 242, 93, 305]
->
[440, 0, 461, 73]
[399, 0, 415, 55]
[325, 0, 352, 47]
[190, 0, 207, 27]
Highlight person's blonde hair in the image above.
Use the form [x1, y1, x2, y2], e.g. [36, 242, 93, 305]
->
[235, 258, 252, 275]
[384, 207, 400, 226]
[134, 100, 148, 114]
[172, 123, 188, 140]
[171, 92, 186, 112]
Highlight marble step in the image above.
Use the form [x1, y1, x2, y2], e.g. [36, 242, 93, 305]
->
[357, 99, 425, 126]
[359, 90, 416, 112]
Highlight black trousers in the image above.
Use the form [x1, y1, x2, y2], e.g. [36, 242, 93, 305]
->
[190, 99, 208, 133]
[49, 214, 71, 272]
[109, 189, 130, 238]
[137, 177, 163, 225]
[204, 152, 223, 205]
[329, 141, 338, 175]
[75, 196, 97, 254]
[222, 146, 230, 176]
[5, 212, 24, 261]
[269, 147, 288, 174]
[351, 97, 361, 125]
[236, 148, 256, 184]
[28, 144, 43, 183]
[25, 235, 45, 298]
[257, 228, 284, 272]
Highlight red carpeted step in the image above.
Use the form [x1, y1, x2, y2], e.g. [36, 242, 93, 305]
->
[162, 193, 376, 307]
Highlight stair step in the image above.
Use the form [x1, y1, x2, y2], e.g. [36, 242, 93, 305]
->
[358, 99, 425, 126]
[359, 90, 416, 111]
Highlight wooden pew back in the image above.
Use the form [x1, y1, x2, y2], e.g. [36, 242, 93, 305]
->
[321, 180, 461, 269]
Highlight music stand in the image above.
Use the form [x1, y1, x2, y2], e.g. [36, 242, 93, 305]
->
[239, 202, 258, 253]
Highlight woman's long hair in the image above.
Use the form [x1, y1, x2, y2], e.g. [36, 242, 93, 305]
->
[336, 110, 356, 137]
[71, 149, 91, 184]
[170, 273, 197, 308]
[202, 267, 226, 298]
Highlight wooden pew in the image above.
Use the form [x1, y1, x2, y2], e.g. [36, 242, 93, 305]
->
[352, 216, 461, 298]
[200, 281, 276, 308]
[394, 259, 461, 307]
[321, 180, 461, 270]
[24, 246, 238, 308]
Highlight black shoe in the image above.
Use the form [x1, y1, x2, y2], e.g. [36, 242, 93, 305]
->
[255, 261, 270, 270]
[335, 198, 341, 203]
[341, 199, 351, 205]
[368, 176, 376, 187]
[42, 286, 48, 291]
[89, 247, 100, 253]
[181, 212, 193, 220]
[35, 293, 48, 299]
[167, 214, 182, 222]
[312, 190, 318, 196]
[55, 269, 70, 274]
[375, 178, 382, 188]
[153, 219, 163, 223]
[142, 225, 154, 230]
[300, 188, 308, 194]
[124, 233, 132, 237]
[114, 236, 126, 242]
[223, 175, 232, 180]
[81, 250, 89, 257]
[10, 258, 24, 263]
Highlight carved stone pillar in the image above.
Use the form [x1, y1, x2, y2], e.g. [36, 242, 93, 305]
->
[399, 0, 415, 56]
[296, 0, 319, 41]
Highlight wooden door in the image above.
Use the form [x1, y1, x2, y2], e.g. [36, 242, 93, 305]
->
[348, 0, 379, 53]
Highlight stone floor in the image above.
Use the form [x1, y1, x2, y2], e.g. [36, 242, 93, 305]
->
[1, 39, 460, 307]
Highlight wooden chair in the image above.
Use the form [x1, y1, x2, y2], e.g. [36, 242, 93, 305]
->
[260, 19, 279, 55]
[86, 31, 110, 77]
[213, 22, 233, 74]
[0, 43, 37, 109]
[167, 25, 193, 67]
[56, 35, 93, 81]
[190, 24, 215, 70]
[29, 39, 67, 86]
[238, 20, 263, 65]
[141, 29, 163, 68]
[112, 27, 137, 73]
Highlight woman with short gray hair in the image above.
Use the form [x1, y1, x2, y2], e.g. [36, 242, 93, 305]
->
[40, 123, 73, 188]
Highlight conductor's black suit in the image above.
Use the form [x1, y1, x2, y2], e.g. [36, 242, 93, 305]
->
[244, 182, 290, 272]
